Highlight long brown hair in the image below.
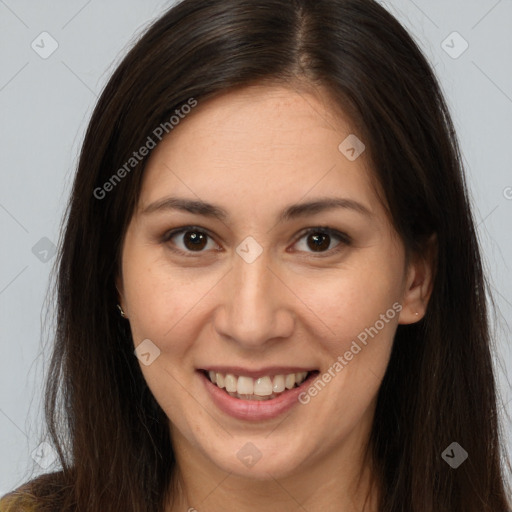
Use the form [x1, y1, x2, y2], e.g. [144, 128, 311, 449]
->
[4, 0, 511, 510]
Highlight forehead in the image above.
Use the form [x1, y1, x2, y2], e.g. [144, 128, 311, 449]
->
[138, 84, 382, 222]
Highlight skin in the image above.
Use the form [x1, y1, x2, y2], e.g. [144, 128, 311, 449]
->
[117, 83, 435, 511]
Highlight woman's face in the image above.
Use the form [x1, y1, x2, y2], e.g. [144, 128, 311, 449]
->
[118, 84, 430, 483]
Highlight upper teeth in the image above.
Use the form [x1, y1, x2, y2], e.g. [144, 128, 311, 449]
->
[208, 371, 309, 396]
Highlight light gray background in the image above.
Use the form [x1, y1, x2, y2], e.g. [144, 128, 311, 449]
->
[1, 0, 511, 495]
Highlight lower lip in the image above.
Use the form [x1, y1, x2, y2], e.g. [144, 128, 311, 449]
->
[198, 370, 318, 421]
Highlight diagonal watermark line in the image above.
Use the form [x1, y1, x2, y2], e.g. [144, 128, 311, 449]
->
[266, 473, 311, 511]
[0, 62, 29, 92]
[476, 204, 499, 229]
[288, 80, 339, 133]
[364, 366, 381, 382]
[497, 393, 512, 416]
[264, 408, 294, 438]
[471, 0, 502, 30]
[489, 283, 512, 310]
[265, 265, 336, 336]
[193, 471, 233, 510]
[266, 164, 337, 235]
[164, 267, 233, 337]
[472, 61, 512, 105]
[158, 364, 234, 438]
[0, 0, 29, 28]
[0, 408, 28, 439]
[162, 162, 234, 238]
[0, 203, 29, 233]
[409, 0, 439, 29]
[0, 266, 29, 296]
[61, 0, 92, 29]
[61, 61, 97, 97]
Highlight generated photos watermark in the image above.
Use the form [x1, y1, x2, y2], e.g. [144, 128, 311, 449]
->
[93, 97, 198, 200]
[298, 301, 402, 404]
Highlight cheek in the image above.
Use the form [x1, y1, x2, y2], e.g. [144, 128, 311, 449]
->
[306, 265, 402, 334]
[122, 246, 214, 343]
[299, 256, 403, 367]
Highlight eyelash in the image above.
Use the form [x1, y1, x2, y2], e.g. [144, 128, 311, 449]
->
[161, 225, 351, 258]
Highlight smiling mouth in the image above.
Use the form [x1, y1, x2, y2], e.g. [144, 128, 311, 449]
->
[200, 369, 319, 401]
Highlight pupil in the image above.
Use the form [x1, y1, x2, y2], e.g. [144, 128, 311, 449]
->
[185, 231, 206, 250]
[308, 233, 330, 252]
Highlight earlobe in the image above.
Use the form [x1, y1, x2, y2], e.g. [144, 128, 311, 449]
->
[115, 276, 127, 316]
[398, 233, 437, 325]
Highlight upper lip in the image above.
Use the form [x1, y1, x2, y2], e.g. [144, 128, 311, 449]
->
[199, 366, 318, 379]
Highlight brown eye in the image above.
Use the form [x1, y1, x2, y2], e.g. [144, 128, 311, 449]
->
[293, 227, 351, 255]
[306, 232, 331, 252]
[182, 230, 208, 251]
[164, 227, 218, 255]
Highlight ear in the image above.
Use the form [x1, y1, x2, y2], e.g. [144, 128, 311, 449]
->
[398, 233, 437, 325]
[115, 273, 126, 312]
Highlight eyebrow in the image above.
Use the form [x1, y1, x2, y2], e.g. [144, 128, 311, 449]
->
[142, 196, 374, 222]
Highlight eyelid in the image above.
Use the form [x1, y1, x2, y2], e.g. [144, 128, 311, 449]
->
[161, 225, 221, 255]
[293, 226, 351, 245]
[288, 226, 351, 257]
[162, 225, 351, 256]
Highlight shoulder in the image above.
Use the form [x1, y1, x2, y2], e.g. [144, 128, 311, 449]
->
[0, 472, 68, 512]
[0, 484, 38, 512]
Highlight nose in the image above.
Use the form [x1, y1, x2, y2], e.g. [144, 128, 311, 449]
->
[213, 248, 295, 350]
